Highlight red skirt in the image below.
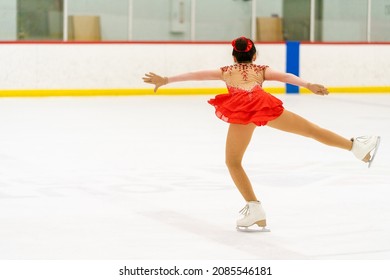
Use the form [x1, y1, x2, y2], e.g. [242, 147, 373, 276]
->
[208, 86, 284, 126]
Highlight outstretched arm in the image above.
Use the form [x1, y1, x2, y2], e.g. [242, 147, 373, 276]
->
[264, 67, 329, 95]
[143, 70, 222, 92]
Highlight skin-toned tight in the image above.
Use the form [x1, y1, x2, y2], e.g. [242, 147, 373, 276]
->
[225, 109, 353, 202]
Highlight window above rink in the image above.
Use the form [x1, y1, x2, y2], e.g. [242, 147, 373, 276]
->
[0, 0, 389, 42]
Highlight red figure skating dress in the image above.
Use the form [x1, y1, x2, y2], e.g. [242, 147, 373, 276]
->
[208, 63, 284, 126]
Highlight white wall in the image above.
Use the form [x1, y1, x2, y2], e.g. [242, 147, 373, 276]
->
[256, 0, 283, 17]
[322, 0, 390, 42]
[322, 0, 368, 42]
[0, 43, 285, 90]
[0, 42, 388, 91]
[371, 0, 390, 41]
[68, 0, 129, 41]
[0, 0, 17, 40]
[300, 44, 390, 86]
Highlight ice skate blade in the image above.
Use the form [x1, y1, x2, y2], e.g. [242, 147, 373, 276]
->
[368, 136, 381, 168]
[236, 226, 271, 233]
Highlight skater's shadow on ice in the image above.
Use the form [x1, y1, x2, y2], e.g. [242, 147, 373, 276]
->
[139, 210, 306, 259]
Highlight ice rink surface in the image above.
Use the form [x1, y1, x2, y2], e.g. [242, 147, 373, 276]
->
[0, 94, 389, 260]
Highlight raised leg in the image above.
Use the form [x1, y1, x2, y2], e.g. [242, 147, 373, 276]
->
[267, 109, 353, 151]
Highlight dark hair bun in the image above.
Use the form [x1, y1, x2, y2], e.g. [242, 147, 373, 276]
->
[231, 37, 256, 63]
[234, 37, 249, 52]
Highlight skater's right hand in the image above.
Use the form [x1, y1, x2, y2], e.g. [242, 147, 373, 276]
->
[142, 72, 168, 93]
[307, 83, 329, 95]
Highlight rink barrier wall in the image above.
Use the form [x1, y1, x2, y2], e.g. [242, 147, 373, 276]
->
[1, 86, 390, 98]
[286, 41, 300, 94]
[0, 41, 389, 97]
[0, 87, 284, 98]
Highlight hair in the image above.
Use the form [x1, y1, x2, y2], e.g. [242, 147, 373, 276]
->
[231, 37, 257, 63]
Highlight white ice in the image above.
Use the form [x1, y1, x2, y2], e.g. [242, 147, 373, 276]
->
[0, 94, 389, 260]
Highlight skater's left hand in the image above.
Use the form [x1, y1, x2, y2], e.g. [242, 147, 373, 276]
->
[307, 83, 329, 95]
[143, 72, 168, 93]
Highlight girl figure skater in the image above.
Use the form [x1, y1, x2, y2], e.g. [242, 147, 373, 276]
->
[142, 36, 380, 231]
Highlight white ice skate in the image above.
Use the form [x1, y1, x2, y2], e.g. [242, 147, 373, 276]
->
[351, 136, 381, 168]
[236, 201, 270, 232]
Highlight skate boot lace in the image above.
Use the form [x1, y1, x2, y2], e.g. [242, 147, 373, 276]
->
[239, 205, 250, 216]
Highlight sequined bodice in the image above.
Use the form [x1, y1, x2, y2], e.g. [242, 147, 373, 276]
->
[221, 63, 268, 92]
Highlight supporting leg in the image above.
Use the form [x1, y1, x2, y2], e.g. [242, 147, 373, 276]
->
[225, 123, 257, 202]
